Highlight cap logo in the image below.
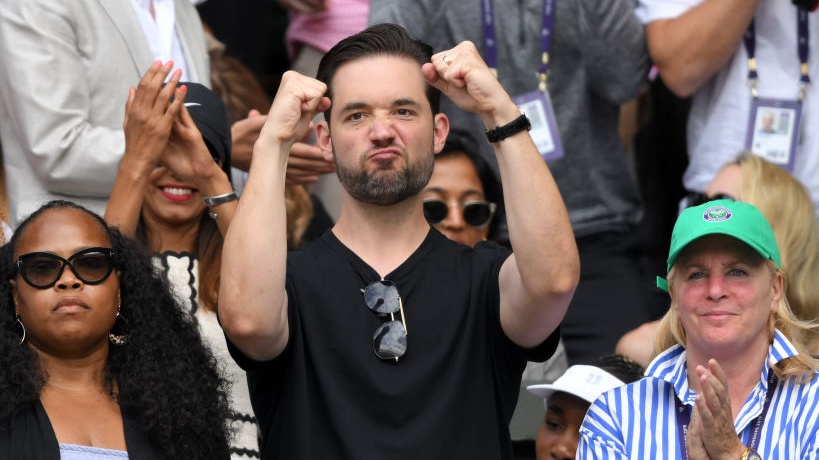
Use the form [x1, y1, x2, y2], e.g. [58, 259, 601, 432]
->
[703, 205, 732, 222]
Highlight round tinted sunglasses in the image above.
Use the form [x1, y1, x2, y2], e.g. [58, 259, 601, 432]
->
[16, 247, 116, 289]
[422, 199, 497, 228]
[362, 280, 407, 362]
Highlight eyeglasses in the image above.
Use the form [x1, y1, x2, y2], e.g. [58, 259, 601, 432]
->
[17, 247, 116, 289]
[422, 199, 497, 228]
[685, 192, 736, 208]
[361, 280, 407, 362]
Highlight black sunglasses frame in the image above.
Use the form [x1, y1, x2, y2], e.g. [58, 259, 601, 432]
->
[422, 199, 497, 228]
[362, 280, 408, 362]
[16, 247, 116, 289]
[684, 192, 736, 209]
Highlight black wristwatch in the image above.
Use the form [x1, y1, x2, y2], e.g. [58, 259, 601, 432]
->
[484, 113, 532, 143]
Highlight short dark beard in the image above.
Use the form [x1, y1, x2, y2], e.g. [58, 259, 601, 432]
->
[335, 150, 434, 206]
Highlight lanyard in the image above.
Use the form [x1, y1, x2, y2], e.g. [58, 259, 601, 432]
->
[481, 0, 555, 91]
[743, 11, 811, 100]
[674, 373, 777, 460]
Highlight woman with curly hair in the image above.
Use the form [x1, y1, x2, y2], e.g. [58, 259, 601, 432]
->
[0, 200, 231, 458]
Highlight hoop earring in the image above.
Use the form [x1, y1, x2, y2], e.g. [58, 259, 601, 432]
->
[109, 309, 129, 346]
[15, 316, 26, 346]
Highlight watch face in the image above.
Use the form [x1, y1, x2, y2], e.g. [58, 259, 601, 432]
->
[747, 452, 762, 460]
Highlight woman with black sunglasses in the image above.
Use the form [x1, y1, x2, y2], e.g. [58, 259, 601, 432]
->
[421, 132, 505, 247]
[0, 200, 231, 459]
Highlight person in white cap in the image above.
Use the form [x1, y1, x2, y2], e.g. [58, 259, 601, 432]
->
[527, 355, 643, 460]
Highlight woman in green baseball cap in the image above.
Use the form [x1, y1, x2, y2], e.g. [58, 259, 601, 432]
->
[578, 199, 819, 459]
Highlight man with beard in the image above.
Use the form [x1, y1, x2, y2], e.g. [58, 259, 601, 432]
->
[218, 24, 580, 459]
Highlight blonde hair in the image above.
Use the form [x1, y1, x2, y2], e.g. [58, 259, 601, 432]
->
[736, 153, 819, 343]
[655, 260, 819, 380]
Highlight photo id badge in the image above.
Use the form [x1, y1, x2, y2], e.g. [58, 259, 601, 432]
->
[745, 98, 802, 172]
[512, 90, 564, 162]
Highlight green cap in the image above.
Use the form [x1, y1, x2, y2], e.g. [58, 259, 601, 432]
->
[657, 199, 780, 292]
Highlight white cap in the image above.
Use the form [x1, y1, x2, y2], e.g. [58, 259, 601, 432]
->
[526, 365, 625, 405]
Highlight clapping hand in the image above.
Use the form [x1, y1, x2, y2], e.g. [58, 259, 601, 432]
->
[685, 359, 748, 460]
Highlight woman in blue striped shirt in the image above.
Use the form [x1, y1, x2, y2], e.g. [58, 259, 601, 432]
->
[578, 199, 819, 459]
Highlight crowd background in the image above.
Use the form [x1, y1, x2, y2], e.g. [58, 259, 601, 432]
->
[0, 0, 817, 459]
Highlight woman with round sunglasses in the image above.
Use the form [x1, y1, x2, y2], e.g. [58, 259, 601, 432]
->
[0, 200, 231, 459]
[421, 132, 505, 247]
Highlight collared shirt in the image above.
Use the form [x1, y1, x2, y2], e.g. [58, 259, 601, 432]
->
[129, 0, 191, 80]
[578, 330, 819, 459]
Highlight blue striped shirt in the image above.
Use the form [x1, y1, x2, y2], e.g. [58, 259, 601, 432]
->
[578, 330, 819, 459]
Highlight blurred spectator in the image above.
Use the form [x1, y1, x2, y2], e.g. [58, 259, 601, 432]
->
[527, 355, 643, 460]
[197, 0, 291, 97]
[0, 0, 209, 225]
[371, 0, 656, 365]
[637, 0, 819, 215]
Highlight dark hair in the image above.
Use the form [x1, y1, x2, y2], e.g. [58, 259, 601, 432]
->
[316, 23, 441, 124]
[438, 130, 507, 245]
[1, 201, 232, 459]
[134, 211, 223, 314]
[594, 354, 644, 384]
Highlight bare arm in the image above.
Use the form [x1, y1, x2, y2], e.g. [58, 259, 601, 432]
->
[424, 42, 580, 349]
[105, 63, 184, 235]
[218, 71, 331, 361]
[646, 0, 760, 97]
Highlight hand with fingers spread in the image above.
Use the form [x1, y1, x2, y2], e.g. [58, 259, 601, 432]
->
[122, 60, 185, 173]
[107, 61, 186, 235]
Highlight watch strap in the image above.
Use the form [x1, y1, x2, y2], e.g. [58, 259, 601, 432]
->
[484, 113, 532, 143]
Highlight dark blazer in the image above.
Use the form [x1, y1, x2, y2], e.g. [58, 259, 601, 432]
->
[0, 401, 166, 460]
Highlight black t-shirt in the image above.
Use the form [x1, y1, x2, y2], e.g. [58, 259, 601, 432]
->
[229, 228, 559, 459]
